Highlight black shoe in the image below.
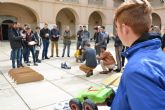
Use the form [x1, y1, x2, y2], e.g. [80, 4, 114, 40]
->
[20, 64, 24, 67]
[27, 63, 30, 66]
[99, 71, 109, 74]
[37, 60, 41, 63]
[56, 56, 59, 57]
[114, 69, 121, 72]
[67, 56, 70, 57]
[42, 57, 45, 60]
[61, 55, 64, 57]
[109, 69, 113, 72]
[50, 56, 53, 57]
[34, 63, 38, 66]
[86, 71, 93, 77]
[45, 57, 50, 59]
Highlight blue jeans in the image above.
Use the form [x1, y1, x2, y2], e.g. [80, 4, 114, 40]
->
[11, 48, 21, 68]
[42, 39, 49, 58]
[26, 46, 36, 63]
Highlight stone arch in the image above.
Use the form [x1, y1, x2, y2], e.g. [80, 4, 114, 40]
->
[0, 2, 39, 40]
[56, 8, 79, 36]
[88, 11, 105, 38]
[152, 13, 161, 29]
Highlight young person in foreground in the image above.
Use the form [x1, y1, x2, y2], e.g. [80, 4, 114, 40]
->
[110, 0, 165, 110]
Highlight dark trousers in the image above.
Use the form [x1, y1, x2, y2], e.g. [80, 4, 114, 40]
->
[62, 44, 70, 57]
[26, 46, 36, 64]
[42, 39, 49, 58]
[95, 46, 101, 56]
[77, 41, 82, 49]
[11, 48, 21, 68]
[35, 50, 40, 62]
[115, 46, 123, 71]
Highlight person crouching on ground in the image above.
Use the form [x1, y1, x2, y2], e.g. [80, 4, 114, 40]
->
[96, 46, 116, 74]
[79, 43, 97, 77]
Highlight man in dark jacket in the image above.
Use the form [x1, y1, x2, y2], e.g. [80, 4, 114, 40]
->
[40, 22, 51, 60]
[101, 26, 110, 47]
[95, 26, 105, 55]
[9, 22, 22, 68]
[81, 26, 90, 48]
[112, 35, 123, 72]
[80, 43, 97, 77]
[50, 25, 60, 57]
[33, 26, 42, 63]
[25, 27, 38, 66]
[76, 26, 83, 49]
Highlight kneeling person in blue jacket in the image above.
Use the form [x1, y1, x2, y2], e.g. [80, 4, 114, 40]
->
[110, 0, 165, 110]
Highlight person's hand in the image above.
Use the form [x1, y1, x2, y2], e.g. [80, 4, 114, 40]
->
[96, 55, 100, 59]
[45, 33, 49, 38]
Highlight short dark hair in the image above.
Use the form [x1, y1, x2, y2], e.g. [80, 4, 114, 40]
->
[100, 45, 106, 50]
[85, 42, 90, 47]
[13, 22, 17, 25]
[101, 26, 105, 29]
[83, 25, 86, 28]
[36, 26, 40, 30]
[26, 27, 31, 30]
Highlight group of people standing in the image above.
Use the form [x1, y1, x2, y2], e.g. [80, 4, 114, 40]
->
[9, 21, 124, 78]
[9, 22, 41, 68]
[9, 22, 61, 68]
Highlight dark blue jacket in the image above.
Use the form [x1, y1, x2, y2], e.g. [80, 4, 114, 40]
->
[9, 28, 22, 49]
[50, 28, 60, 41]
[82, 47, 97, 68]
[111, 33, 165, 110]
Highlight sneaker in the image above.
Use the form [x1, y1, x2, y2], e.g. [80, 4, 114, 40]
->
[86, 71, 93, 77]
[20, 64, 24, 67]
[45, 57, 50, 59]
[61, 55, 64, 57]
[37, 60, 41, 63]
[99, 71, 109, 74]
[42, 57, 45, 60]
[34, 63, 38, 66]
[27, 63, 30, 66]
[109, 69, 113, 72]
[114, 69, 121, 72]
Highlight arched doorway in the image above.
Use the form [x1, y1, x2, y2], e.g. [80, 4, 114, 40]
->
[56, 8, 77, 36]
[0, 3, 38, 40]
[152, 13, 161, 29]
[88, 11, 103, 38]
[2, 20, 14, 40]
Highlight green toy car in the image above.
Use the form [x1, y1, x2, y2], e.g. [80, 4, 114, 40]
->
[69, 85, 115, 110]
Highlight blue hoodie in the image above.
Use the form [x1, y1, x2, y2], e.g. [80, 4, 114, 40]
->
[111, 33, 165, 110]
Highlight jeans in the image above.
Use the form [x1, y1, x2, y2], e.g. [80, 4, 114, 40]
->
[11, 48, 21, 68]
[42, 39, 49, 58]
[26, 46, 36, 64]
[62, 44, 70, 57]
